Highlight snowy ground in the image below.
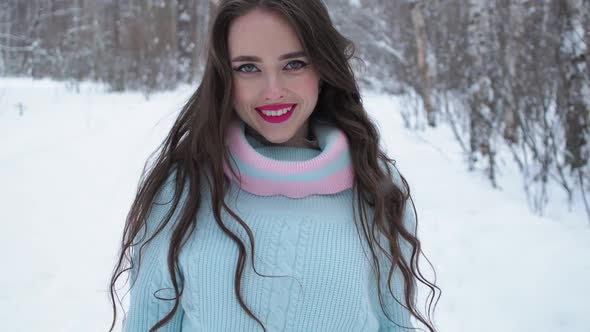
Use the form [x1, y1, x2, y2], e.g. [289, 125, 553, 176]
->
[1, 78, 588, 332]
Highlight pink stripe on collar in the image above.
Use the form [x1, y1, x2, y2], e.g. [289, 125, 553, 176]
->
[224, 119, 355, 198]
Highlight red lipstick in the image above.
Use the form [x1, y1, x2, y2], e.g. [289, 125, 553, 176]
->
[255, 103, 296, 111]
[254, 103, 297, 124]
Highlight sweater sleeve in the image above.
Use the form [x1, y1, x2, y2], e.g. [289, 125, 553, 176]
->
[122, 176, 186, 332]
[372, 164, 417, 332]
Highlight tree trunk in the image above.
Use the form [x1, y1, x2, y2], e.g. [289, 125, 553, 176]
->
[177, 0, 199, 82]
[501, 0, 523, 144]
[558, 0, 589, 170]
[410, 1, 436, 127]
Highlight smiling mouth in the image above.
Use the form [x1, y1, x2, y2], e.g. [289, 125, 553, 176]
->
[255, 103, 297, 116]
[254, 104, 297, 123]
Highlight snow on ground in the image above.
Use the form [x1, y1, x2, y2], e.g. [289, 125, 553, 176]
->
[1, 78, 588, 332]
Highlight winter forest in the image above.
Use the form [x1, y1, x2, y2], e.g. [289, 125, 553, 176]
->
[2, 1, 590, 331]
[2, 0, 588, 220]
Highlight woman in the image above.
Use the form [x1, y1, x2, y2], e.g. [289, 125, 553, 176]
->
[109, 0, 439, 331]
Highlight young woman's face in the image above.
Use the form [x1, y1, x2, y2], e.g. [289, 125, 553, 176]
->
[228, 8, 321, 145]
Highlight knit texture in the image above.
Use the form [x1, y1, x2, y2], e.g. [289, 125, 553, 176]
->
[123, 121, 415, 332]
[224, 119, 355, 198]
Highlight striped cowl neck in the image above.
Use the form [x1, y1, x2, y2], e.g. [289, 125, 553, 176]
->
[224, 119, 354, 198]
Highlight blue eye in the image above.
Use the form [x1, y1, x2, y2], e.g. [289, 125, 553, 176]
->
[233, 60, 308, 74]
[235, 64, 259, 73]
[285, 60, 307, 71]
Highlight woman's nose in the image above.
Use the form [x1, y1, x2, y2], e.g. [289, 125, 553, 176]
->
[263, 75, 284, 101]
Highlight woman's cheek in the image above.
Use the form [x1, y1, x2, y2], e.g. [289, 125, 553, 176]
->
[300, 72, 320, 96]
[240, 77, 264, 97]
[233, 80, 252, 108]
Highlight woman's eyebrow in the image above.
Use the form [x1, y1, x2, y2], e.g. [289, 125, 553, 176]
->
[231, 51, 306, 62]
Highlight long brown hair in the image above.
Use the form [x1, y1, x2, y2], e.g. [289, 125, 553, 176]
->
[109, 0, 440, 331]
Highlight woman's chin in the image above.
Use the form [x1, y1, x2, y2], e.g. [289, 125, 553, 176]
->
[260, 132, 294, 145]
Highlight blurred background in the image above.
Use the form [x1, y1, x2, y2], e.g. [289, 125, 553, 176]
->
[2, 0, 589, 214]
[1, 0, 589, 331]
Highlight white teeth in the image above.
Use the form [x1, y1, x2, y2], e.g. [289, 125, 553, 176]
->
[259, 106, 293, 116]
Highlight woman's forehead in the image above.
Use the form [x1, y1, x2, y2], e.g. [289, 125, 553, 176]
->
[228, 8, 303, 59]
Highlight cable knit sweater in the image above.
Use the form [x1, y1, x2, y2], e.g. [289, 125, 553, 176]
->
[123, 119, 416, 332]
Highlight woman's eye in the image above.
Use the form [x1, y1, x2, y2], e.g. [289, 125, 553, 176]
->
[235, 64, 259, 73]
[233, 60, 307, 73]
[285, 60, 307, 71]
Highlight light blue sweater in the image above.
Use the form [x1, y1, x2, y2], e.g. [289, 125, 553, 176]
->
[123, 125, 416, 331]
